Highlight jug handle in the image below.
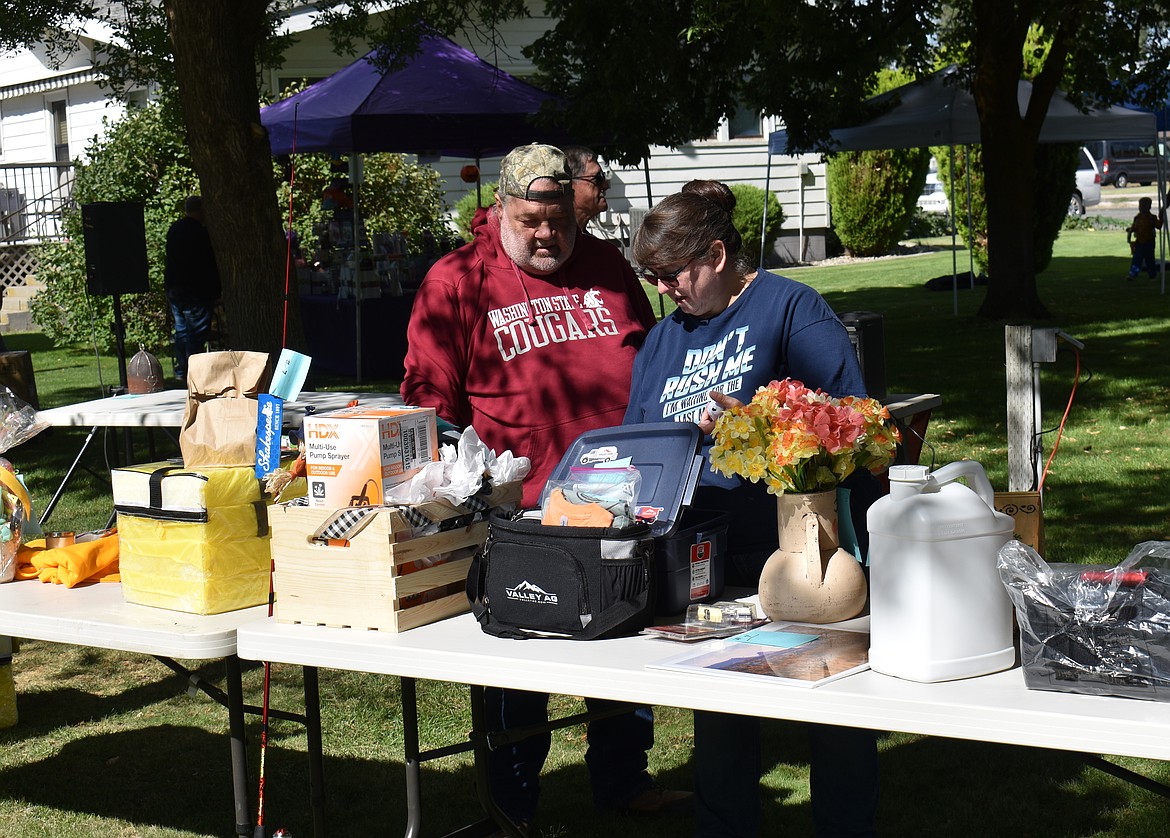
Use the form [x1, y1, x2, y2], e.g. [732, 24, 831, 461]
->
[930, 461, 996, 508]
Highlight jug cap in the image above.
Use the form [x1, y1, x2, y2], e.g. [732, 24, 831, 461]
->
[889, 465, 930, 483]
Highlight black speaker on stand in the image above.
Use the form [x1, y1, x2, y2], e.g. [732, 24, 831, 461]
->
[81, 201, 150, 392]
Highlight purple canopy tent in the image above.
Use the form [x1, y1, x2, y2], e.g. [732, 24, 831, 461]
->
[260, 34, 568, 381]
[261, 33, 566, 156]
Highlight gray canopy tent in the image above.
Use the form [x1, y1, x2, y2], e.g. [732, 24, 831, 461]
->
[766, 66, 1161, 311]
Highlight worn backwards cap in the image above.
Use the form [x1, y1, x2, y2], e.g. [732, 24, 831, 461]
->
[499, 143, 572, 201]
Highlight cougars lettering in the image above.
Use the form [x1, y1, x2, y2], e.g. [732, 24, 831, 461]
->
[489, 293, 618, 362]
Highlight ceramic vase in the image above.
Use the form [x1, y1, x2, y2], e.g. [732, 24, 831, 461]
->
[756, 490, 868, 624]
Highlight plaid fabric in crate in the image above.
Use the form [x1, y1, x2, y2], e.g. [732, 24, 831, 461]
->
[999, 541, 1170, 701]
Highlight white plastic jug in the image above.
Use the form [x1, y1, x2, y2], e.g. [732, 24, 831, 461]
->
[867, 462, 1016, 683]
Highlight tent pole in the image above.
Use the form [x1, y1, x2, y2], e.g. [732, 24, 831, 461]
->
[642, 156, 664, 319]
[643, 157, 653, 208]
[949, 147, 958, 316]
[1158, 134, 1166, 295]
[965, 146, 974, 288]
[760, 152, 772, 268]
[350, 155, 363, 384]
[476, 154, 482, 208]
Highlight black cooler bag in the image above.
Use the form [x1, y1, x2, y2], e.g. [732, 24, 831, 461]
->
[467, 423, 724, 639]
[467, 514, 655, 639]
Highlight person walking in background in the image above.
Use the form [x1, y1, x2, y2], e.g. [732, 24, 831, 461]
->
[1126, 195, 1164, 280]
[563, 145, 611, 234]
[402, 143, 687, 833]
[164, 195, 220, 382]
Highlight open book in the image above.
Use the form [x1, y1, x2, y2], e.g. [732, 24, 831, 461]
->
[646, 622, 870, 688]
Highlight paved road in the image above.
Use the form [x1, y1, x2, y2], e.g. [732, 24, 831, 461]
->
[1093, 183, 1161, 221]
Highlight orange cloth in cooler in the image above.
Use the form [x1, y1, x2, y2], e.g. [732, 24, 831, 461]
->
[16, 534, 120, 587]
[540, 488, 615, 527]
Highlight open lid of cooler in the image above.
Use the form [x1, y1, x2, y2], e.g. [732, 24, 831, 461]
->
[549, 423, 704, 538]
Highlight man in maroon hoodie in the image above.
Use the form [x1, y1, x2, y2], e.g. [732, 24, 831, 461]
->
[402, 144, 687, 830]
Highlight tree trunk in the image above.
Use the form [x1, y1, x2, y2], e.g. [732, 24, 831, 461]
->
[972, 1, 1050, 322]
[162, 0, 305, 358]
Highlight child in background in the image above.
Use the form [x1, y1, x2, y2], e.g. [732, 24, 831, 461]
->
[1126, 196, 1164, 279]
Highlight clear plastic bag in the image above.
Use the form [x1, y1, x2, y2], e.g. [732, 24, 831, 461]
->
[997, 539, 1170, 701]
[0, 388, 48, 455]
[539, 466, 642, 528]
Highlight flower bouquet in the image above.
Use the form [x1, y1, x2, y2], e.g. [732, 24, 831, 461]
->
[709, 378, 902, 623]
[710, 378, 901, 494]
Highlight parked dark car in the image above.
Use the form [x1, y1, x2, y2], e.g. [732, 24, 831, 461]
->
[1084, 140, 1165, 189]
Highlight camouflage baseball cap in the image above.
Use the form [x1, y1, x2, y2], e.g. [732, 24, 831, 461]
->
[499, 143, 572, 201]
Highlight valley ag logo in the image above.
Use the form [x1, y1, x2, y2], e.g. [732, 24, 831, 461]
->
[505, 580, 559, 605]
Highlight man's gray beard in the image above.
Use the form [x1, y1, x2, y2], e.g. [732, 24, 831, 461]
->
[500, 218, 576, 275]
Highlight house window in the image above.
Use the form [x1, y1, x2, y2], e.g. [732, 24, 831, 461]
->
[51, 100, 69, 163]
[728, 105, 762, 139]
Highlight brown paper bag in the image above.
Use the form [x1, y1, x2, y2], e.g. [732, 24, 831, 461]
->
[180, 351, 270, 468]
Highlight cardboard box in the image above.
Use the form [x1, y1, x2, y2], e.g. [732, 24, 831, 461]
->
[112, 461, 271, 614]
[271, 480, 522, 632]
[303, 406, 437, 508]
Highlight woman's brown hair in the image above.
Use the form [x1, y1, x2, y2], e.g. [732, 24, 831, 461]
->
[633, 180, 752, 274]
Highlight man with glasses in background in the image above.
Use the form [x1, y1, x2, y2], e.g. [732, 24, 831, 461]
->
[403, 143, 688, 834]
[563, 145, 611, 234]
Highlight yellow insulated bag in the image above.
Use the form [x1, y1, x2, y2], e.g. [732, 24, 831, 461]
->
[112, 461, 271, 614]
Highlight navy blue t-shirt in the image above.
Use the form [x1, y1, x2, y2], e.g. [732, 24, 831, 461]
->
[623, 272, 866, 573]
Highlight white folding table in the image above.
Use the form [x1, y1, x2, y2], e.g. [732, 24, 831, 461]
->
[35, 389, 404, 523]
[0, 580, 325, 837]
[236, 611, 1170, 837]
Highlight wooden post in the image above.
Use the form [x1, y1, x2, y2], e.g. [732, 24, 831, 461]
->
[1004, 325, 1038, 492]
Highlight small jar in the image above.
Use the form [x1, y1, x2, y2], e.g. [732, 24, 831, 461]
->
[45, 531, 75, 549]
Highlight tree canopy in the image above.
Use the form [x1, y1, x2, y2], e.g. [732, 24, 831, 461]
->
[4, 0, 1170, 330]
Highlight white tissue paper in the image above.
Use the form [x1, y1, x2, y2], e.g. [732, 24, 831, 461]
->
[381, 426, 530, 506]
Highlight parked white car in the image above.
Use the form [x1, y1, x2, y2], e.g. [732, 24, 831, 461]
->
[917, 148, 1102, 218]
[1069, 146, 1102, 216]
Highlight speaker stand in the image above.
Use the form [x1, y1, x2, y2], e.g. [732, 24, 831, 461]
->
[112, 293, 129, 391]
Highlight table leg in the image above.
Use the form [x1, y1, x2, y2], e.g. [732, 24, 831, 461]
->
[225, 654, 253, 837]
[303, 665, 327, 837]
[401, 676, 423, 838]
[40, 425, 100, 524]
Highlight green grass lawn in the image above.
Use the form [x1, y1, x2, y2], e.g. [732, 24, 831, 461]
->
[0, 225, 1168, 836]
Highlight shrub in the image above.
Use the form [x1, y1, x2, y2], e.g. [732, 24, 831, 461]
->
[904, 209, 953, 240]
[728, 184, 784, 265]
[453, 181, 499, 241]
[275, 152, 450, 261]
[827, 147, 931, 257]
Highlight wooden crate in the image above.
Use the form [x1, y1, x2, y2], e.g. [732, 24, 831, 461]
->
[271, 481, 521, 632]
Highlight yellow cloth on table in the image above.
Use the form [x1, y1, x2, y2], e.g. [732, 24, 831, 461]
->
[16, 534, 121, 587]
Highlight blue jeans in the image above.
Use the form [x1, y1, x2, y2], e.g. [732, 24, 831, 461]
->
[170, 300, 213, 379]
[1130, 242, 1158, 278]
[695, 712, 879, 837]
[484, 687, 655, 822]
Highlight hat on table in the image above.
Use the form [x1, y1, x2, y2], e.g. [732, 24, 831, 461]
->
[499, 143, 572, 201]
